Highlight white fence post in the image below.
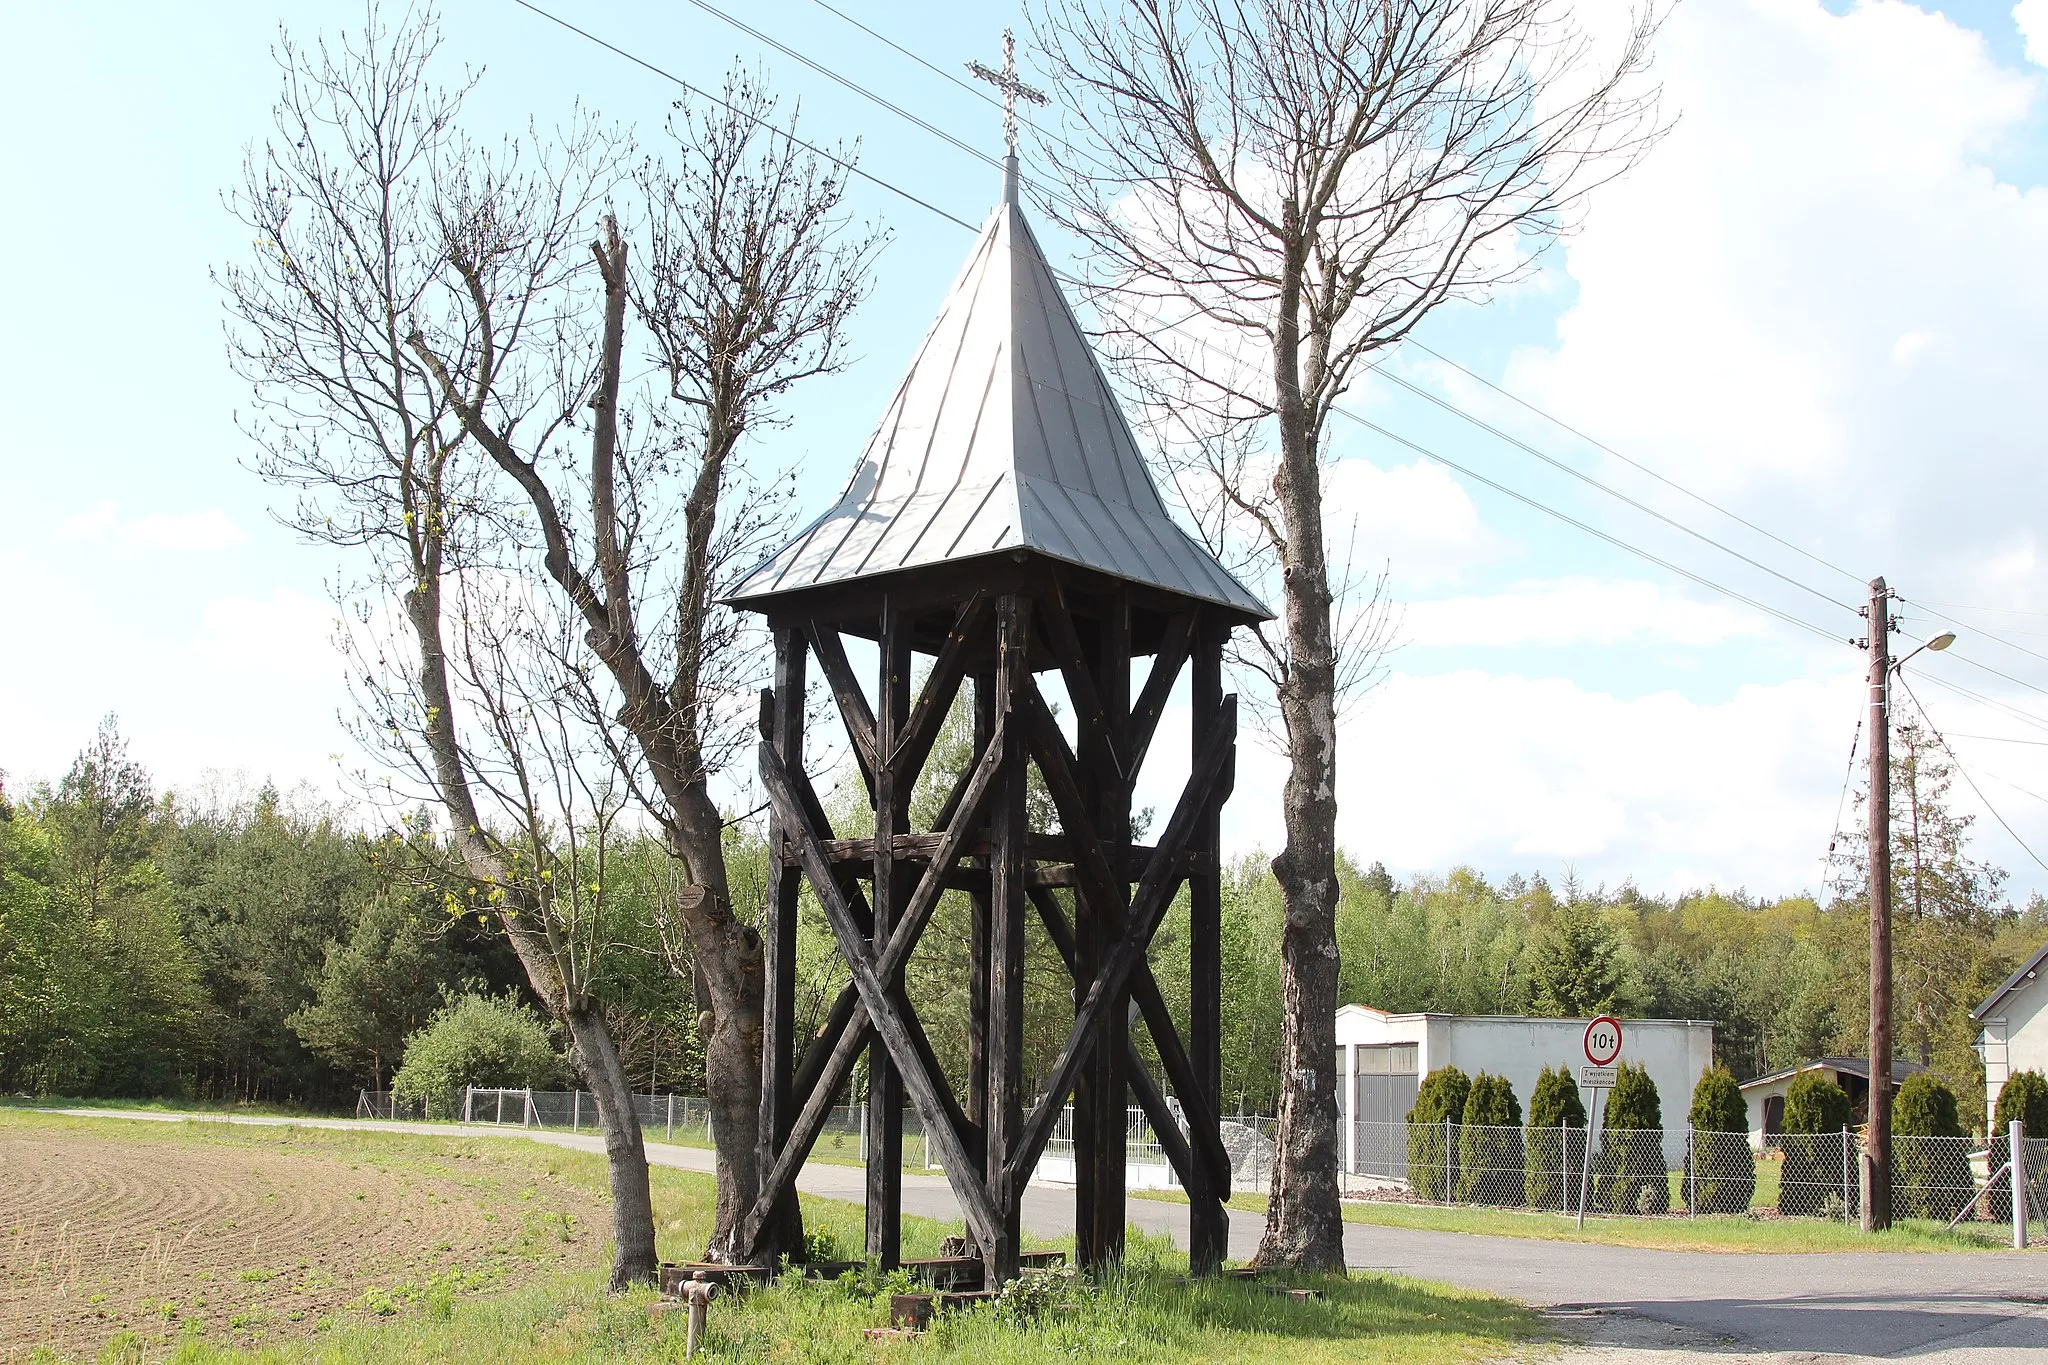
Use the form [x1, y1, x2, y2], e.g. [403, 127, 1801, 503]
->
[1851, 1129, 1867, 1236]
[1684, 1125, 1695, 1217]
[1443, 1117, 1453, 1207]
[667, 1093, 675, 1142]
[2014, 1119, 2029, 1250]
[573, 1090, 581, 1134]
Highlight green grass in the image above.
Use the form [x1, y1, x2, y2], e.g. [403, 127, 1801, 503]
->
[0, 1093, 322, 1118]
[1130, 1183, 2018, 1253]
[4, 1110, 1541, 1364]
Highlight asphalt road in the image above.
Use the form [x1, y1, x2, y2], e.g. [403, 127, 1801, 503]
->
[48, 1110, 2048, 1359]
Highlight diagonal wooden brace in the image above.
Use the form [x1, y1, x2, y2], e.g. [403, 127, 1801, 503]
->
[759, 740, 1006, 1253]
[1006, 693, 1237, 1190]
[806, 624, 878, 799]
[1028, 886, 1232, 1194]
[890, 593, 989, 782]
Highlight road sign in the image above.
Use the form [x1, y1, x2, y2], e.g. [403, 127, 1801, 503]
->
[1579, 1065, 1618, 1088]
[1583, 1015, 1622, 1067]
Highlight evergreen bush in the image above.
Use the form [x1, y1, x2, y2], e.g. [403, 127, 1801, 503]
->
[1685, 1066, 1755, 1215]
[1406, 1066, 1470, 1202]
[1989, 1069, 2048, 1222]
[1776, 1070, 1853, 1218]
[1456, 1072, 1525, 1206]
[1892, 1073, 1966, 1222]
[1525, 1065, 1586, 1211]
[392, 993, 565, 1120]
[1594, 1061, 1667, 1214]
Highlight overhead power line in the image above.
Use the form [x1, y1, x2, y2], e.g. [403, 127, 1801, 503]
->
[515, 0, 1863, 647]
[1896, 673, 2048, 875]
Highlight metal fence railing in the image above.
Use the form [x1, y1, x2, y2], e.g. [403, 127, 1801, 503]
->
[1339, 1118, 2035, 1227]
[353, 1088, 2038, 1229]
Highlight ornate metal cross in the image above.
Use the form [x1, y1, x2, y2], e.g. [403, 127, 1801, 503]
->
[967, 29, 1047, 158]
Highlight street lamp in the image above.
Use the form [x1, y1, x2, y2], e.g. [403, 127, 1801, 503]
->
[1891, 631, 1957, 673]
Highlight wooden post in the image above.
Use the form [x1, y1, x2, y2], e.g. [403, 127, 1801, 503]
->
[1865, 576, 1894, 1232]
[868, 599, 911, 1267]
[969, 670, 996, 1145]
[1077, 588, 1132, 1269]
[759, 626, 805, 1257]
[984, 593, 1032, 1285]
[1187, 617, 1228, 1273]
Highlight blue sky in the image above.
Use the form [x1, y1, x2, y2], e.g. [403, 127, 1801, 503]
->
[4, 0, 2047, 900]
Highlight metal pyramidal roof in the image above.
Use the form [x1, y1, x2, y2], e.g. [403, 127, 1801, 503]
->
[726, 176, 1270, 620]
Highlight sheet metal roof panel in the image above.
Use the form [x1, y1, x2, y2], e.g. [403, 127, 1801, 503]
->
[727, 197, 1268, 619]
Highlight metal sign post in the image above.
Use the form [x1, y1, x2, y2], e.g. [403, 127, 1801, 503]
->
[1575, 1018, 1623, 1229]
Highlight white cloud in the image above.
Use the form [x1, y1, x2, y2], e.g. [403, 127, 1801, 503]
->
[1320, 456, 1500, 589]
[62, 502, 247, 551]
[1402, 577, 1772, 649]
[2019, 0, 2048, 67]
[1507, 0, 2048, 609]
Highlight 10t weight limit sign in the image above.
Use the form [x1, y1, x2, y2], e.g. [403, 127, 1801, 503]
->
[1581, 1015, 1622, 1088]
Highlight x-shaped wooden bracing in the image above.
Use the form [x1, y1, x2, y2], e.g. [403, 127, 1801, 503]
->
[743, 596, 1235, 1254]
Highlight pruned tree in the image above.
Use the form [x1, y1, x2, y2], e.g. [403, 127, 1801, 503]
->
[225, 5, 878, 1270]
[1032, 0, 1664, 1267]
[219, 7, 668, 1284]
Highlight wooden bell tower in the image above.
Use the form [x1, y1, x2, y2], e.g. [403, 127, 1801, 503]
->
[727, 165, 1267, 1284]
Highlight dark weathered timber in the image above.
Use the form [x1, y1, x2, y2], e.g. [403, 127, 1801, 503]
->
[1007, 694, 1238, 1192]
[1125, 611, 1194, 778]
[757, 632, 805, 1261]
[758, 740, 1004, 1252]
[969, 671, 994, 1145]
[890, 592, 989, 781]
[868, 602, 911, 1266]
[806, 623, 878, 799]
[1187, 619, 1228, 1272]
[748, 574, 1237, 1284]
[1078, 589, 1131, 1268]
[984, 593, 1031, 1282]
[1029, 885, 1231, 1193]
[1037, 584, 1127, 784]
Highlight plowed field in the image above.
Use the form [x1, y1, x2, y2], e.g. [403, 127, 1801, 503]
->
[0, 1117, 605, 1362]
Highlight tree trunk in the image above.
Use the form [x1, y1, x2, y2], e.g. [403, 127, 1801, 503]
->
[1255, 239, 1347, 1272]
[563, 999, 661, 1288]
[670, 873, 791, 1258]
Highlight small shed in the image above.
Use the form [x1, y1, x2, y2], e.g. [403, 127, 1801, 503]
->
[1333, 1005, 1714, 1171]
[1738, 1057, 1926, 1150]
[1974, 939, 2048, 1122]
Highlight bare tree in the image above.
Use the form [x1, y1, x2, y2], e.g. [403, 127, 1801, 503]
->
[223, 7, 874, 1273]
[410, 72, 882, 1255]
[1033, 0, 1663, 1267]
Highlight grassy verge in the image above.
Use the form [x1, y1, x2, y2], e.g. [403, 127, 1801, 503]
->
[1130, 1186, 2013, 1253]
[3, 1110, 1541, 1364]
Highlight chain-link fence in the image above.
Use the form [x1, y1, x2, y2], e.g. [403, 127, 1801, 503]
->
[1337, 1117, 2040, 1227]
[352, 1087, 2041, 1228]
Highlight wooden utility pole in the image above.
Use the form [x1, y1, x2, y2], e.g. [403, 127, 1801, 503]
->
[1864, 575, 1894, 1232]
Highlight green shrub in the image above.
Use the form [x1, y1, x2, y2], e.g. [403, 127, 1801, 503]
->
[1989, 1070, 2048, 1222]
[392, 993, 565, 1120]
[1525, 1065, 1585, 1211]
[1686, 1066, 1755, 1214]
[1893, 1073, 1966, 1222]
[1777, 1070, 1853, 1218]
[1456, 1073, 1525, 1206]
[1406, 1066, 1469, 1202]
[1594, 1062, 1667, 1215]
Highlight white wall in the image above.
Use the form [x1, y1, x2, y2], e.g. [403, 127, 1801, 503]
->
[1335, 1007, 1714, 1167]
[1983, 972, 2048, 1122]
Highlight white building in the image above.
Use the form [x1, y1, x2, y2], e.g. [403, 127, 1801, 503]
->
[1975, 940, 2048, 1122]
[1736, 1057, 1924, 1150]
[1333, 1005, 1715, 1174]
